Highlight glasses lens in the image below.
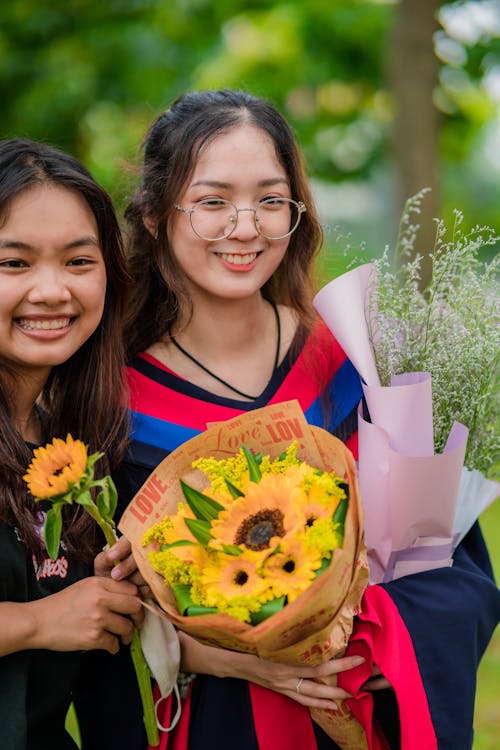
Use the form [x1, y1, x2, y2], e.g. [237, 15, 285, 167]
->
[188, 198, 304, 240]
[190, 199, 236, 240]
[256, 198, 302, 240]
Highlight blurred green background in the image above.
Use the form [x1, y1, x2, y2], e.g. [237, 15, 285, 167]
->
[1, 0, 498, 745]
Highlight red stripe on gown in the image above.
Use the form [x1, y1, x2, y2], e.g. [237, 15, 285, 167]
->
[148, 682, 317, 750]
[149, 684, 191, 750]
[150, 681, 319, 750]
[339, 585, 438, 750]
[249, 683, 319, 750]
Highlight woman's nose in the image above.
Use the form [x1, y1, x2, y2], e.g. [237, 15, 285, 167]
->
[26, 266, 72, 305]
[230, 208, 260, 240]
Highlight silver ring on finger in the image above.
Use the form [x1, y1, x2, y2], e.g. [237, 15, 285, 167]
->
[295, 677, 304, 694]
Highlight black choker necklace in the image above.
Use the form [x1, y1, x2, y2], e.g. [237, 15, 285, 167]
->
[169, 301, 281, 400]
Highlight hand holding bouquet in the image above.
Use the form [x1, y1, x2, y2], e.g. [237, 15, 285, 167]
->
[119, 400, 369, 748]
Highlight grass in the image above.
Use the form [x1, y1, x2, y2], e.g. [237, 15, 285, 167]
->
[474, 499, 500, 749]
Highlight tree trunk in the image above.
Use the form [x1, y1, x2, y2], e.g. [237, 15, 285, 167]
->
[388, 0, 442, 287]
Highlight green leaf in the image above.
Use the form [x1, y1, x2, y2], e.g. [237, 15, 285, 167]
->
[242, 445, 261, 482]
[171, 583, 218, 617]
[44, 505, 63, 561]
[221, 544, 243, 556]
[186, 604, 218, 617]
[224, 479, 244, 499]
[171, 583, 194, 615]
[250, 596, 286, 625]
[104, 476, 118, 520]
[160, 540, 195, 551]
[95, 477, 118, 523]
[184, 517, 212, 547]
[333, 497, 348, 526]
[75, 490, 94, 508]
[314, 557, 331, 578]
[180, 480, 224, 521]
[86, 451, 103, 473]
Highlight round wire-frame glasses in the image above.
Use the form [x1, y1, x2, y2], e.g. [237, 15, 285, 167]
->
[174, 197, 306, 241]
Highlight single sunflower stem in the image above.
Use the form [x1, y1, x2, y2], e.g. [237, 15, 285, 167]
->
[94, 513, 159, 745]
[131, 628, 160, 746]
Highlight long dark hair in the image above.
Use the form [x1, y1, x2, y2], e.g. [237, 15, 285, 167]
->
[0, 138, 130, 561]
[123, 89, 323, 357]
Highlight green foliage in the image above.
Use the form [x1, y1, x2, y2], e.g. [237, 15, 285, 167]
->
[1, 0, 499, 246]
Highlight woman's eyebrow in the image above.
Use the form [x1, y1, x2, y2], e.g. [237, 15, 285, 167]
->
[0, 236, 100, 250]
[63, 236, 100, 249]
[0, 239, 32, 249]
[190, 177, 289, 189]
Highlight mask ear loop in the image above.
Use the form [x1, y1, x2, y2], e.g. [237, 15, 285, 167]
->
[155, 681, 182, 732]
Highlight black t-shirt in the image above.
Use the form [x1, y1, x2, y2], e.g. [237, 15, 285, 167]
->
[0, 521, 90, 750]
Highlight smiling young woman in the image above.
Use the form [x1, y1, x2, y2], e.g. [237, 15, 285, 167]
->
[0, 139, 144, 750]
[79, 91, 499, 750]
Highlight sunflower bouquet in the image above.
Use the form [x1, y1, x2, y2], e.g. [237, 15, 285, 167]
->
[142, 442, 349, 625]
[119, 399, 369, 748]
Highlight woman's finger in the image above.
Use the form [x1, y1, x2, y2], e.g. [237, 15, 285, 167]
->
[361, 676, 393, 691]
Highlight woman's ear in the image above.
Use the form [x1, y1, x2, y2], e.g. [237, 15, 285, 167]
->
[143, 214, 158, 239]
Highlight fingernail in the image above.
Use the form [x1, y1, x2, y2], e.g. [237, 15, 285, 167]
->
[352, 656, 365, 666]
[111, 567, 122, 580]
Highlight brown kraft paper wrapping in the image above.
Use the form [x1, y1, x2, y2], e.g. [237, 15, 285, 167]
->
[119, 399, 370, 748]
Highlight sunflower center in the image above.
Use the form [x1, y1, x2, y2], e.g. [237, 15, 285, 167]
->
[282, 559, 296, 574]
[233, 570, 249, 586]
[235, 509, 285, 551]
[52, 463, 71, 478]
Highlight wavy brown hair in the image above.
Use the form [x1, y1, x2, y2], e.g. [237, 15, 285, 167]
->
[123, 89, 323, 357]
[0, 138, 130, 562]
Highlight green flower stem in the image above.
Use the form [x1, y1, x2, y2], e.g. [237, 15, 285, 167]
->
[130, 628, 160, 747]
[95, 515, 160, 746]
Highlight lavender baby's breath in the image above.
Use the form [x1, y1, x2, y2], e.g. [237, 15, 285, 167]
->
[366, 191, 499, 476]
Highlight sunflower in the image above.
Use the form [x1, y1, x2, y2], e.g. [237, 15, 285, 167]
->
[210, 474, 305, 552]
[262, 536, 322, 602]
[198, 551, 272, 611]
[23, 434, 88, 499]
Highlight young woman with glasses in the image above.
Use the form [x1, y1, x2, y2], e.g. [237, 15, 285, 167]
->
[81, 90, 499, 750]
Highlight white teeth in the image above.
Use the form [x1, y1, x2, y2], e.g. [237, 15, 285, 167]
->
[218, 253, 257, 265]
[18, 318, 71, 331]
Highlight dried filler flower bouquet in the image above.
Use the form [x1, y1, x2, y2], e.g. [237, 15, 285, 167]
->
[314, 190, 499, 582]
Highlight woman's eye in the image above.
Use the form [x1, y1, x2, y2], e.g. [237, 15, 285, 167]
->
[260, 198, 287, 209]
[197, 199, 229, 210]
[67, 257, 95, 267]
[0, 258, 28, 268]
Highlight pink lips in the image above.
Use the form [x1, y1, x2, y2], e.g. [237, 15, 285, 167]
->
[215, 251, 260, 272]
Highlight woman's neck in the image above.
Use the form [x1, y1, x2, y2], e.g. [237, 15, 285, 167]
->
[147, 294, 295, 401]
[175, 294, 271, 357]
